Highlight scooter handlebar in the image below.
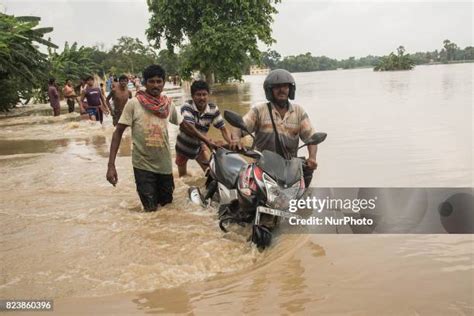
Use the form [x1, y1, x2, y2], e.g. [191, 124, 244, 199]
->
[224, 146, 261, 159]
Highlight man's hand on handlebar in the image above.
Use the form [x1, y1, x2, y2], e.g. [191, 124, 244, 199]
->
[205, 139, 222, 151]
[229, 139, 243, 151]
[215, 140, 226, 147]
[305, 157, 318, 170]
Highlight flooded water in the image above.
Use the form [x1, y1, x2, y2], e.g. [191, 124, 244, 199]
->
[0, 65, 472, 314]
[240, 63, 473, 187]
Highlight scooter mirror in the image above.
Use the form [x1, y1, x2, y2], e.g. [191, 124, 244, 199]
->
[298, 132, 327, 149]
[224, 110, 248, 131]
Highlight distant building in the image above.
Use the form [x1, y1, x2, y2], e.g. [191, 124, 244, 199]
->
[249, 65, 270, 75]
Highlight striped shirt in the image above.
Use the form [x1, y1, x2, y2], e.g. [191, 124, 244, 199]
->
[175, 100, 225, 159]
[234, 102, 316, 159]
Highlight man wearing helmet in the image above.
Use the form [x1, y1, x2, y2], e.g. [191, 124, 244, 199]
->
[231, 69, 318, 187]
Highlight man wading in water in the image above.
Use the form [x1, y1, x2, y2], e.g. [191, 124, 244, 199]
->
[80, 75, 111, 123]
[106, 64, 210, 211]
[106, 74, 132, 126]
[63, 79, 79, 113]
[47, 78, 60, 116]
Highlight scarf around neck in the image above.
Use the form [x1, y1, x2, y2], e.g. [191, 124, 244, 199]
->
[136, 90, 172, 118]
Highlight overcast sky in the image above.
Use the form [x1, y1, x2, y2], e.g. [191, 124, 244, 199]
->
[2, 0, 473, 59]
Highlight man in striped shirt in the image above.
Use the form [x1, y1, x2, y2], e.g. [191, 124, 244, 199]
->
[175, 80, 232, 177]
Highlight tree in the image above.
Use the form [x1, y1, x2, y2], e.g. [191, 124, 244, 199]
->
[442, 39, 458, 62]
[374, 46, 414, 71]
[261, 49, 281, 69]
[106, 36, 158, 75]
[0, 13, 57, 111]
[157, 49, 180, 76]
[48, 42, 101, 84]
[276, 52, 338, 72]
[340, 56, 356, 69]
[464, 46, 474, 60]
[89, 45, 109, 76]
[146, 0, 280, 84]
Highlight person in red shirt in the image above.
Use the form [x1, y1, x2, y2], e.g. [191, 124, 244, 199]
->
[47, 78, 60, 117]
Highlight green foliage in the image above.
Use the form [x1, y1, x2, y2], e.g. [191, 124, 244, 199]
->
[156, 49, 180, 76]
[2, 11, 472, 111]
[374, 46, 415, 71]
[405, 41, 473, 65]
[258, 40, 472, 74]
[146, 0, 280, 83]
[102, 36, 158, 75]
[442, 39, 458, 62]
[339, 55, 380, 69]
[463, 46, 474, 60]
[0, 13, 57, 111]
[48, 42, 101, 84]
[256, 52, 380, 73]
[275, 52, 339, 72]
[261, 49, 281, 69]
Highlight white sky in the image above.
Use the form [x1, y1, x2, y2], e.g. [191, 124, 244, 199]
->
[2, 0, 473, 59]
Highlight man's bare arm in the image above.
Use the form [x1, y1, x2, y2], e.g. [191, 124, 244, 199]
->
[306, 144, 318, 170]
[230, 109, 258, 150]
[79, 91, 86, 112]
[106, 91, 113, 108]
[220, 125, 232, 144]
[100, 93, 111, 114]
[106, 124, 128, 186]
[180, 121, 218, 149]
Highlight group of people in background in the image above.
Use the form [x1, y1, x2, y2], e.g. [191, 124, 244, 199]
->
[47, 74, 140, 124]
[168, 75, 181, 86]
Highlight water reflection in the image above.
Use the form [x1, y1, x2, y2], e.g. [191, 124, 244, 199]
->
[0, 133, 131, 158]
[84, 135, 108, 158]
[211, 83, 252, 115]
[0, 139, 70, 155]
[441, 70, 455, 99]
[277, 257, 309, 314]
[240, 273, 268, 315]
[386, 76, 410, 95]
[206, 83, 252, 141]
[132, 287, 192, 314]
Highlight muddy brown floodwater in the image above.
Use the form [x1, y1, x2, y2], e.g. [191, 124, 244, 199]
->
[1, 65, 472, 315]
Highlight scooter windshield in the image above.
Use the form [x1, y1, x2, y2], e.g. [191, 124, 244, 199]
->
[257, 150, 303, 186]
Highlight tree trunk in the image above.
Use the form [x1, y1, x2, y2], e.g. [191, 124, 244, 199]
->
[203, 70, 214, 86]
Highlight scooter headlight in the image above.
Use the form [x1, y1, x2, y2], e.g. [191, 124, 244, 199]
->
[263, 173, 301, 210]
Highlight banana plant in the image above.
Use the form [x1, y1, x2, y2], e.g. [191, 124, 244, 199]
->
[0, 13, 57, 110]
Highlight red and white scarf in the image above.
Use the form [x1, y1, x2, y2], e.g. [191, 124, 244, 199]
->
[136, 90, 172, 118]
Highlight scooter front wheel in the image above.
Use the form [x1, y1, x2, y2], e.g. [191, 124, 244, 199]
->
[251, 224, 272, 249]
[219, 216, 235, 233]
